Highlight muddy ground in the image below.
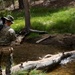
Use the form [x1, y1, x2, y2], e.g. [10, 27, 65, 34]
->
[13, 34, 75, 63]
[12, 34, 75, 75]
[0, 34, 75, 75]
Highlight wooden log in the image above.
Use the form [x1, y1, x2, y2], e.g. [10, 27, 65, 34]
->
[11, 35, 25, 46]
[36, 35, 51, 43]
[2, 50, 75, 75]
[36, 34, 56, 44]
[16, 28, 47, 44]
[14, 30, 47, 45]
[30, 29, 47, 34]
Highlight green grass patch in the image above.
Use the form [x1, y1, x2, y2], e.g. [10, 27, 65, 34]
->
[27, 33, 40, 38]
[31, 7, 75, 34]
[12, 70, 46, 75]
[1, 7, 75, 34]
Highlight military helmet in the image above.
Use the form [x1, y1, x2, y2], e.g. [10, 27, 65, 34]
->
[4, 15, 14, 24]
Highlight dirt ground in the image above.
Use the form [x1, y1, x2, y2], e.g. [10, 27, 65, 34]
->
[31, 0, 75, 8]
[12, 34, 75, 75]
[13, 42, 66, 63]
[13, 41, 75, 75]
[47, 61, 75, 75]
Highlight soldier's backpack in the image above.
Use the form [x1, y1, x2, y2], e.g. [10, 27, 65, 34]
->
[0, 17, 5, 31]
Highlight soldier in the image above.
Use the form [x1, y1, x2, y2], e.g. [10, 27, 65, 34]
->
[0, 15, 16, 75]
[0, 15, 16, 45]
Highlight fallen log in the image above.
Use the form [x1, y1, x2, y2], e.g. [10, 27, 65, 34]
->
[36, 34, 51, 44]
[30, 29, 47, 34]
[13, 30, 47, 45]
[2, 50, 75, 75]
[36, 34, 54, 44]
[16, 28, 47, 44]
[11, 35, 25, 46]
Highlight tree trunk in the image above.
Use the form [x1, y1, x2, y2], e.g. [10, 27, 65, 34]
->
[2, 50, 75, 75]
[19, 0, 47, 39]
[23, 0, 31, 34]
[18, 0, 24, 9]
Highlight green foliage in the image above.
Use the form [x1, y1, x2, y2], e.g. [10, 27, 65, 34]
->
[31, 7, 75, 34]
[12, 70, 46, 75]
[0, 10, 11, 17]
[10, 10, 25, 33]
[12, 71, 27, 75]
[1, 7, 75, 34]
[27, 33, 40, 38]
[30, 70, 46, 75]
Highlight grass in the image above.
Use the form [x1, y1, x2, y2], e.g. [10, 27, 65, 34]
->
[0, 7, 75, 34]
[30, 7, 75, 34]
[12, 70, 46, 75]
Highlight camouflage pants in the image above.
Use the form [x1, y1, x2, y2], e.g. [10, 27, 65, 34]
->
[0, 47, 13, 75]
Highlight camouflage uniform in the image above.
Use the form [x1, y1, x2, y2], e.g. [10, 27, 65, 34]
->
[0, 25, 16, 46]
[0, 47, 13, 75]
[0, 25, 16, 75]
